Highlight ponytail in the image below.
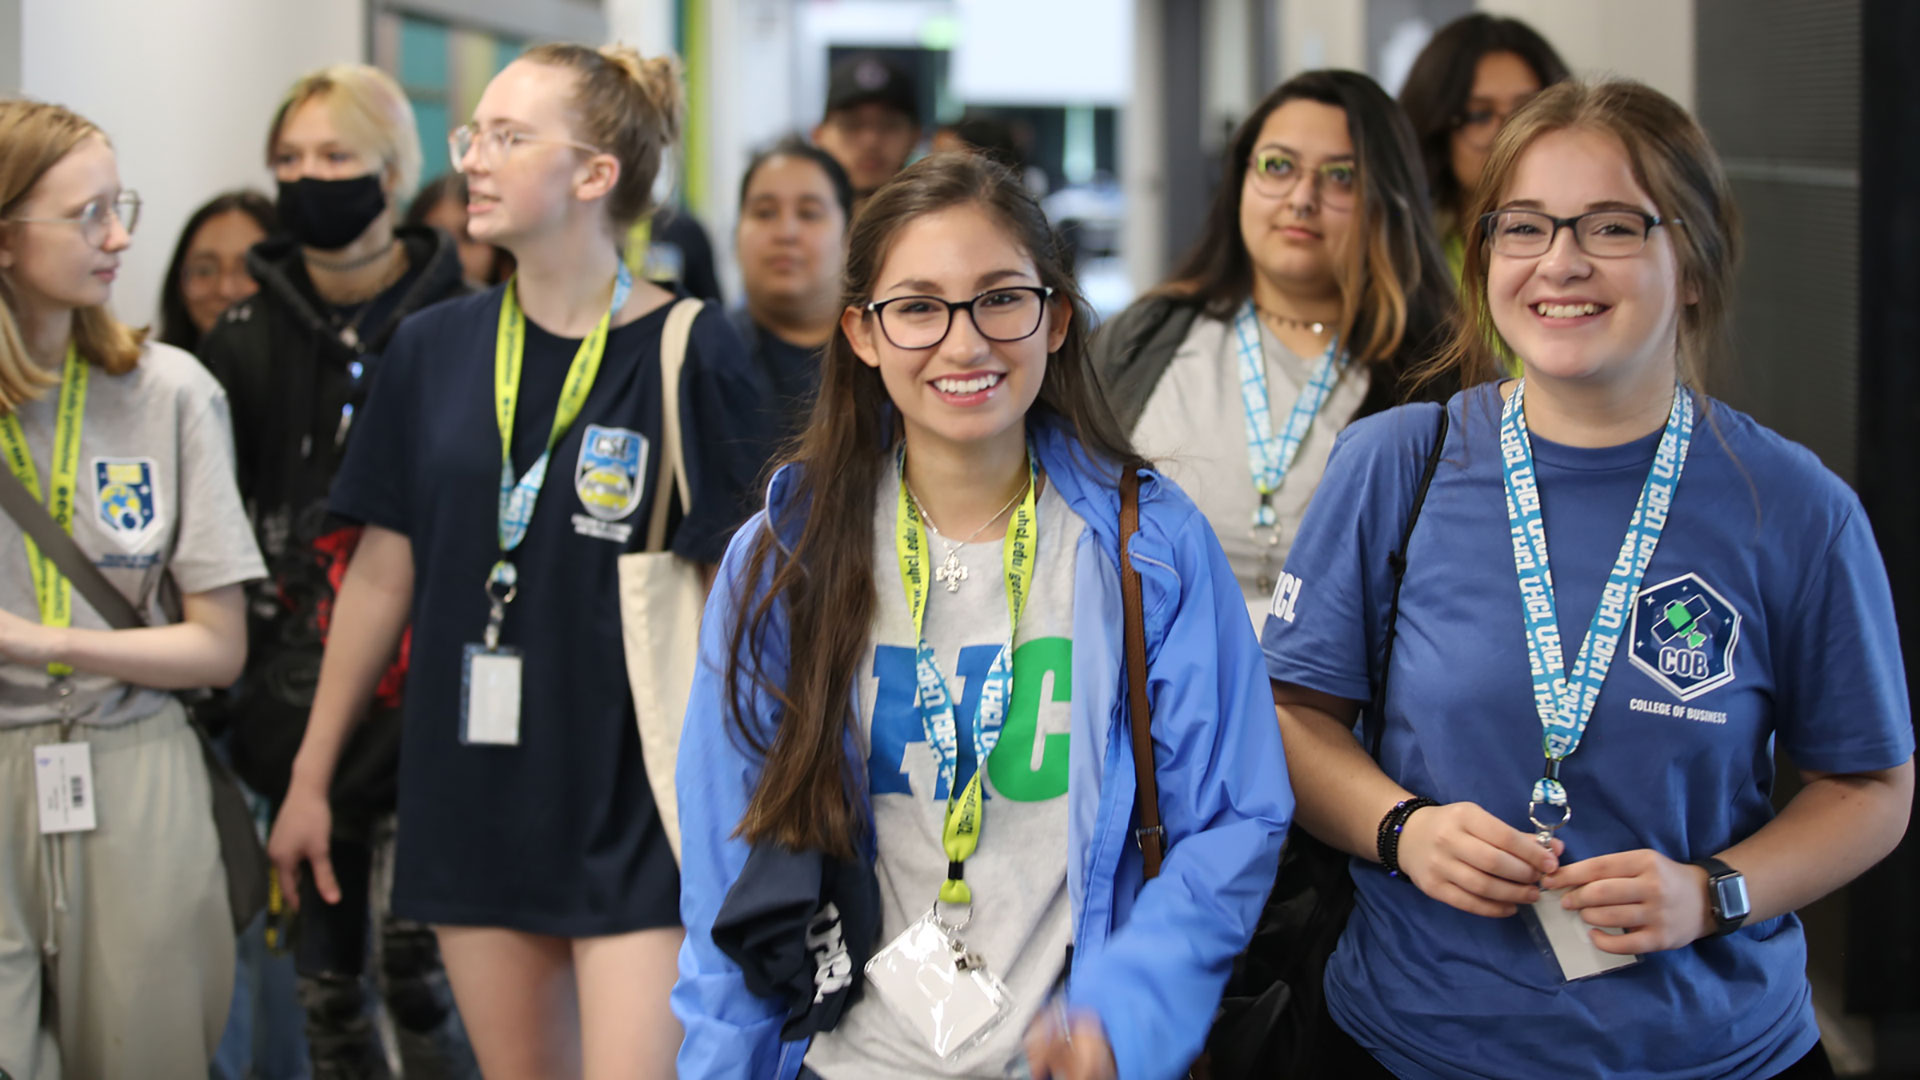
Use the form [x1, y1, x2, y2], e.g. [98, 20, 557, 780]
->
[522, 42, 687, 229]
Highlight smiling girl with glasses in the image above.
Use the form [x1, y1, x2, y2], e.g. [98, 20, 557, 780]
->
[1265, 79, 1911, 1080]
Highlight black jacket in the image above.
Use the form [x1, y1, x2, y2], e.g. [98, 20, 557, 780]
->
[198, 226, 467, 814]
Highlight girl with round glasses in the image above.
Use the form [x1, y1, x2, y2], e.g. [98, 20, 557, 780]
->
[1094, 70, 1457, 626]
[268, 43, 771, 1077]
[1265, 80, 1912, 1080]
[675, 152, 1292, 1080]
[0, 99, 265, 1078]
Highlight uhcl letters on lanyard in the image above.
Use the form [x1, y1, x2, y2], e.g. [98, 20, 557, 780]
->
[1501, 378, 1693, 979]
[462, 265, 633, 747]
[863, 447, 1036, 1060]
[1, 347, 99, 832]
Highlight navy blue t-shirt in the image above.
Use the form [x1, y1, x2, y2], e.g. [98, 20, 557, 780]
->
[330, 286, 774, 934]
[1263, 385, 1912, 1080]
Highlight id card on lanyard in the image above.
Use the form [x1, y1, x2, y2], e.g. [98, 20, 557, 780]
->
[1, 347, 100, 832]
[1232, 302, 1347, 602]
[862, 446, 1037, 1060]
[1500, 378, 1694, 978]
[462, 265, 633, 747]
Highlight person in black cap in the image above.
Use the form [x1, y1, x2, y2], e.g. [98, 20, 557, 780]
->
[812, 53, 922, 203]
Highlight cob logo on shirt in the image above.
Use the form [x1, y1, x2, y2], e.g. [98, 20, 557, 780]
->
[1629, 573, 1741, 701]
[92, 458, 161, 550]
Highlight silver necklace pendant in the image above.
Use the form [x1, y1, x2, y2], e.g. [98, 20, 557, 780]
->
[339, 325, 360, 350]
[934, 547, 969, 592]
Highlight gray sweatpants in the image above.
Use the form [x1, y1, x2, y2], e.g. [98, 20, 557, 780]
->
[0, 703, 234, 1079]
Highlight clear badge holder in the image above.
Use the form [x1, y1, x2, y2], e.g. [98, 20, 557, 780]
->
[1526, 799, 1637, 982]
[864, 905, 1011, 1060]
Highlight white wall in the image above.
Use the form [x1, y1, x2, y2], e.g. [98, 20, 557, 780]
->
[1279, 0, 1366, 77]
[19, 0, 367, 326]
[1476, 0, 1695, 111]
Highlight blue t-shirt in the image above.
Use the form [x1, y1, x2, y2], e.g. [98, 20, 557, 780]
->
[330, 287, 776, 934]
[1262, 385, 1913, 1080]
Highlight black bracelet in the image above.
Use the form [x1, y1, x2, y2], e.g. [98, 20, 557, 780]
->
[1377, 797, 1438, 879]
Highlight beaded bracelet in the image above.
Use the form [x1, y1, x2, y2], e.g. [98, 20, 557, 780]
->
[1376, 797, 1438, 879]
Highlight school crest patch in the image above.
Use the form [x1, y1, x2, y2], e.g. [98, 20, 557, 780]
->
[93, 457, 162, 550]
[1629, 572, 1741, 701]
[574, 424, 648, 522]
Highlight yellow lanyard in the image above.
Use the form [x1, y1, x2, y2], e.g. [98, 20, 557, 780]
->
[0, 345, 88, 676]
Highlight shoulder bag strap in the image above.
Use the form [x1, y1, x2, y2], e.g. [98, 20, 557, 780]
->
[1365, 408, 1451, 758]
[0, 463, 146, 631]
[1119, 467, 1168, 879]
[644, 298, 705, 554]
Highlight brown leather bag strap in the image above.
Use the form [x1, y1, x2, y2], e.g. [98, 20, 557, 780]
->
[1118, 468, 1167, 879]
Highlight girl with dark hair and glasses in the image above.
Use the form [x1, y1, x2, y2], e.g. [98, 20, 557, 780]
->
[1093, 70, 1457, 627]
[1265, 80, 1910, 1080]
[675, 153, 1292, 1079]
[156, 189, 276, 353]
[1398, 13, 1571, 280]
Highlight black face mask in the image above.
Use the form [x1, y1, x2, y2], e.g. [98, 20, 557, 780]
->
[276, 174, 387, 251]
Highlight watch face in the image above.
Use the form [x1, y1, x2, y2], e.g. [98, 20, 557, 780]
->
[1711, 873, 1751, 922]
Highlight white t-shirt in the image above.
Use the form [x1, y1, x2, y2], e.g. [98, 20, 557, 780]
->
[803, 467, 1083, 1079]
[0, 343, 265, 728]
[1130, 313, 1368, 625]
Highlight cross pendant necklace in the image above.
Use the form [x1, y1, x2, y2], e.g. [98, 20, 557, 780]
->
[905, 471, 1031, 595]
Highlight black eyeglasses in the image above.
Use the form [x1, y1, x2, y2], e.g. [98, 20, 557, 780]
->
[865, 286, 1054, 350]
[1481, 208, 1683, 259]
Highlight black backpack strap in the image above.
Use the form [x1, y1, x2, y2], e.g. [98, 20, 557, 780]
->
[1363, 408, 1450, 758]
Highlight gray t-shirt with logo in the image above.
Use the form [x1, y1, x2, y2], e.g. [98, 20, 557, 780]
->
[804, 467, 1083, 1079]
[1131, 313, 1368, 625]
[0, 343, 265, 729]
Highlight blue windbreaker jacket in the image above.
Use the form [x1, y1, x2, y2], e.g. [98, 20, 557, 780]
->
[673, 421, 1294, 1079]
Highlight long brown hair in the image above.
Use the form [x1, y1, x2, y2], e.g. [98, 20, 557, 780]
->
[723, 152, 1145, 857]
[1397, 14, 1570, 226]
[1416, 80, 1741, 396]
[1160, 70, 1458, 415]
[0, 100, 145, 415]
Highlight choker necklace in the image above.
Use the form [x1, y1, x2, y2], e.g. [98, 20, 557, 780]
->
[1254, 302, 1336, 336]
[904, 469, 1032, 594]
[305, 239, 399, 275]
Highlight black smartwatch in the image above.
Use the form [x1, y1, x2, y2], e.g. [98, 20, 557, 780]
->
[1695, 856, 1750, 936]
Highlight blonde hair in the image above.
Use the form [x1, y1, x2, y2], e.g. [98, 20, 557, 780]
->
[0, 99, 145, 415]
[521, 42, 685, 230]
[268, 64, 423, 202]
[1421, 80, 1740, 394]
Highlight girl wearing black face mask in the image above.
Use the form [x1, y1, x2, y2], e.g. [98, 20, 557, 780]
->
[194, 64, 478, 1080]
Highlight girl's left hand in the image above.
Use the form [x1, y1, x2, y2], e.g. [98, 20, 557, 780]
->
[1024, 1008, 1115, 1080]
[1543, 848, 1712, 954]
[0, 608, 63, 668]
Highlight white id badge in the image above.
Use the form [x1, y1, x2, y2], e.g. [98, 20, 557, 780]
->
[461, 644, 523, 746]
[1530, 890, 1639, 981]
[34, 742, 97, 834]
[864, 912, 1011, 1060]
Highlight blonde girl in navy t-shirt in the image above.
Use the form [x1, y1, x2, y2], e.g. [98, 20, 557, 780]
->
[1265, 80, 1912, 1079]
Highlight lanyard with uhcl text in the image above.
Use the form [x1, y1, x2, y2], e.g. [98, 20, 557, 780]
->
[1232, 302, 1347, 591]
[894, 446, 1037, 909]
[484, 264, 633, 642]
[0, 345, 87, 679]
[1501, 378, 1693, 840]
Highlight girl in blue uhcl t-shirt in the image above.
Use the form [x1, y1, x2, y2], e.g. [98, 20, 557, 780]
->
[674, 154, 1293, 1080]
[1264, 80, 1913, 1080]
